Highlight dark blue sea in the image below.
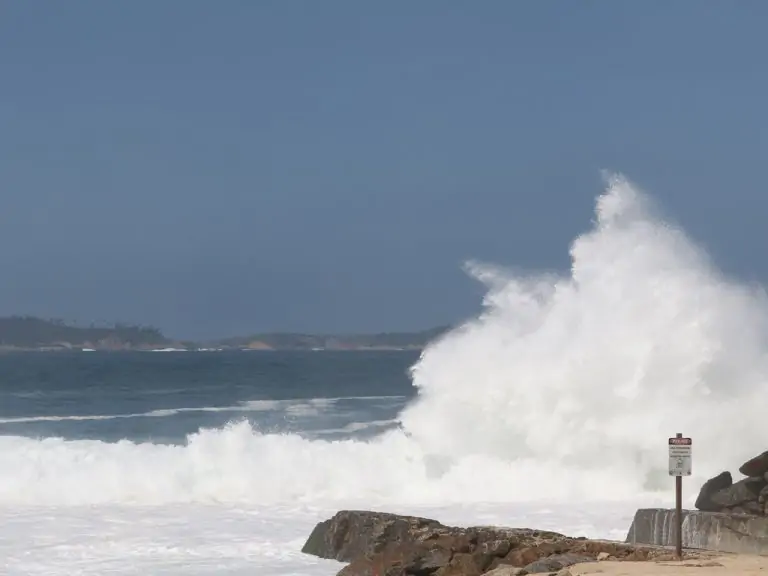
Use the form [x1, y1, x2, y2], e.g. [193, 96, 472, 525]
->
[0, 351, 418, 444]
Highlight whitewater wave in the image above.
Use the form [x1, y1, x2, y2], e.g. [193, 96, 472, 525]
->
[0, 396, 406, 425]
[314, 419, 401, 435]
[0, 420, 651, 507]
[3, 173, 768, 507]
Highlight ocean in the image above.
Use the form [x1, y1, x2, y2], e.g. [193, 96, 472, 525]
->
[3, 174, 768, 575]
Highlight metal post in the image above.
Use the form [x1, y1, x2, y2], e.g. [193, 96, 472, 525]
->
[676, 432, 683, 559]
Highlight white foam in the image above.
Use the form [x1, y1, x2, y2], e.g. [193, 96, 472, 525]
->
[3, 174, 766, 508]
[401, 173, 768, 490]
[0, 500, 653, 575]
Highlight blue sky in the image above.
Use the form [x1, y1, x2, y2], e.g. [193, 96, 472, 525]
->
[1, 2, 766, 338]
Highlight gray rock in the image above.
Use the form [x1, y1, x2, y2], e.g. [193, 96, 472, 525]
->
[710, 477, 767, 508]
[740, 450, 768, 477]
[301, 510, 445, 562]
[479, 539, 512, 558]
[521, 553, 593, 574]
[408, 546, 453, 573]
[729, 500, 763, 516]
[695, 471, 732, 511]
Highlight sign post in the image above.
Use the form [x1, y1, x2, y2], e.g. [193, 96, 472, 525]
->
[668, 433, 692, 559]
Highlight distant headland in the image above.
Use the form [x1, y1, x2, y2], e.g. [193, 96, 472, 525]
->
[0, 316, 449, 352]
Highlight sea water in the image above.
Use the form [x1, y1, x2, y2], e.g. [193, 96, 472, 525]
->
[2, 173, 767, 574]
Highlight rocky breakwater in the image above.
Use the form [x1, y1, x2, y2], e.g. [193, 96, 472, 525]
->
[302, 510, 695, 576]
[695, 450, 768, 515]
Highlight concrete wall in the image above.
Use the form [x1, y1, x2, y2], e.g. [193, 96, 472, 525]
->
[626, 508, 768, 555]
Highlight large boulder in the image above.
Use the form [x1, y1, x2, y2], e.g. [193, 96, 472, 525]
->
[709, 477, 767, 510]
[301, 510, 446, 562]
[302, 510, 694, 576]
[520, 553, 593, 573]
[693, 471, 767, 516]
[694, 471, 732, 511]
[739, 450, 768, 477]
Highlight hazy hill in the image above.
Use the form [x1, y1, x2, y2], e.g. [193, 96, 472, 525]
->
[202, 326, 450, 350]
[0, 316, 449, 351]
[0, 316, 169, 350]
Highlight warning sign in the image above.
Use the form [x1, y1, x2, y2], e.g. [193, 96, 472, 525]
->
[669, 437, 692, 476]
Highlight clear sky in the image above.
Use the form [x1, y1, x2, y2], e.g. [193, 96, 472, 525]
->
[1, 1, 766, 339]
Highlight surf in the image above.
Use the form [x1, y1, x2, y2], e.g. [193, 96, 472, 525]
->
[2, 173, 768, 508]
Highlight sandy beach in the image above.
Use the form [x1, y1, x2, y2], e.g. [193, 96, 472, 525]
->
[570, 555, 768, 576]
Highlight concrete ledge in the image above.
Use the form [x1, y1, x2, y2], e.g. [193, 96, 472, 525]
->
[626, 508, 768, 555]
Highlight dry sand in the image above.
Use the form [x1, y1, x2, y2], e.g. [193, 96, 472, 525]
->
[570, 554, 768, 576]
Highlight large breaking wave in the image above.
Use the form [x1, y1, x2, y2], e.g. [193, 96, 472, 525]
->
[2, 173, 767, 507]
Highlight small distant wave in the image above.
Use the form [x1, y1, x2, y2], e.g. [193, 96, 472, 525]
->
[8, 391, 46, 399]
[0, 395, 408, 425]
[314, 419, 401, 435]
[0, 413, 139, 424]
[147, 348, 188, 352]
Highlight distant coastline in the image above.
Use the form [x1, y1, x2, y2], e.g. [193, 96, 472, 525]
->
[0, 316, 449, 352]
